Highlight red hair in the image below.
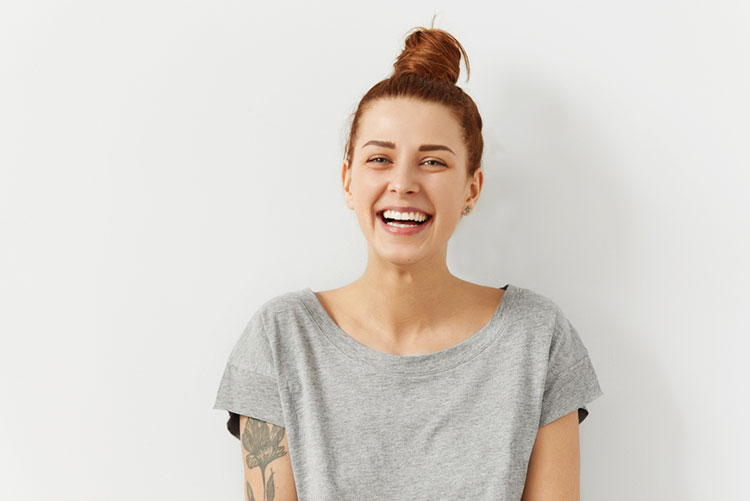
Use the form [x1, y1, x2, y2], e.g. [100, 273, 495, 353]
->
[343, 25, 484, 177]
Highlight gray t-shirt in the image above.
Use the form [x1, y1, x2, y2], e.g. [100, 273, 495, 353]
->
[213, 283, 604, 500]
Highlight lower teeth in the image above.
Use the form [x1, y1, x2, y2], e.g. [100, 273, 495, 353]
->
[386, 220, 421, 228]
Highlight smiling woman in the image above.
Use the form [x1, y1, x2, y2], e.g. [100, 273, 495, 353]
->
[214, 19, 604, 501]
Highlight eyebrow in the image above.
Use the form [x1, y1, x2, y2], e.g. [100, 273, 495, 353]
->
[361, 140, 455, 156]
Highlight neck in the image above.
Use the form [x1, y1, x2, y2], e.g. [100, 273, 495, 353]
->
[349, 247, 468, 346]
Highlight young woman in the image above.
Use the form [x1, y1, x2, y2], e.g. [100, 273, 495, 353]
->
[214, 25, 604, 501]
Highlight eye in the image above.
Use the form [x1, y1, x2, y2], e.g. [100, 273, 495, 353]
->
[366, 157, 447, 167]
[424, 159, 447, 167]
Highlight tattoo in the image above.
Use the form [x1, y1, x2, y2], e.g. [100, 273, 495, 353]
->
[242, 417, 288, 501]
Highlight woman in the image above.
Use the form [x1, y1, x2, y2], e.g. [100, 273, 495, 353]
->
[214, 25, 604, 501]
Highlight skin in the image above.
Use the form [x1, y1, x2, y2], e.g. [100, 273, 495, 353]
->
[239, 414, 297, 501]
[522, 410, 581, 500]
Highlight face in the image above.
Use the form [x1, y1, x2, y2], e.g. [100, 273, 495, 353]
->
[342, 97, 483, 267]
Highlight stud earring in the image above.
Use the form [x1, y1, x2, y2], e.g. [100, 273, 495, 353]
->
[464, 206, 471, 215]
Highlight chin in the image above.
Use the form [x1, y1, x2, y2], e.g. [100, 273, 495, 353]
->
[371, 247, 429, 267]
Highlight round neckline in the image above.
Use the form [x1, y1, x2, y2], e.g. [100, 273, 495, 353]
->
[297, 283, 517, 375]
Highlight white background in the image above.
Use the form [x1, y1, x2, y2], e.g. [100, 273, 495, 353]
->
[1, 1, 748, 499]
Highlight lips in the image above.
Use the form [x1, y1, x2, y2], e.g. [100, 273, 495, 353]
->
[376, 210, 433, 225]
[377, 210, 433, 235]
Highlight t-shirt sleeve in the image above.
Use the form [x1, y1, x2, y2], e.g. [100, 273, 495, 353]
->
[213, 308, 285, 439]
[538, 306, 604, 429]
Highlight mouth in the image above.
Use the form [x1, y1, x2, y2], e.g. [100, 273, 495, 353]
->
[376, 210, 433, 227]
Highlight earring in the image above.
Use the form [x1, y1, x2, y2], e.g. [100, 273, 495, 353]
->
[464, 206, 471, 215]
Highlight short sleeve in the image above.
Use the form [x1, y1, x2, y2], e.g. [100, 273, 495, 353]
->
[538, 307, 604, 429]
[213, 308, 285, 439]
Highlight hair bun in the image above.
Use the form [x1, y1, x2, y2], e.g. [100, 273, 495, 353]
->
[392, 26, 470, 86]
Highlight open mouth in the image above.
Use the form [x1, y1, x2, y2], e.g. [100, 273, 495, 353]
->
[377, 211, 433, 227]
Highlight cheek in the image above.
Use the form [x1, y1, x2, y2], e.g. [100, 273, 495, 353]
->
[427, 184, 462, 211]
[351, 174, 382, 205]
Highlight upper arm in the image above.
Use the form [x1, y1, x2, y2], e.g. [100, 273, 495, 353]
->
[238, 414, 298, 501]
[521, 409, 581, 501]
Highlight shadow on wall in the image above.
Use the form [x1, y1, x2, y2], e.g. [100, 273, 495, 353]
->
[450, 67, 688, 501]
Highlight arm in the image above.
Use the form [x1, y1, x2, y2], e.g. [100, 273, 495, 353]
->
[521, 409, 581, 501]
[238, 414, 298, 501]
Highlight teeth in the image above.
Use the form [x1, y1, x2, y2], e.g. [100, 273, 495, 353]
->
[387, 222, 417, 228]
[382, 210, 428, 222]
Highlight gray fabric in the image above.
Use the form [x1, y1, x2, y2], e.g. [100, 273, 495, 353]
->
[213, 283, 604, 500]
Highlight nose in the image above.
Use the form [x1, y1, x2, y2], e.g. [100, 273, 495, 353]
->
[387, 161, 420, 195]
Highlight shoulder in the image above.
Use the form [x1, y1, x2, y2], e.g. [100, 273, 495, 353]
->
[509, 284, 565, 324]
[505, 285, 584, 358]
[256, 289, 305, 314]
[228, 289, 309, 370]
[248, 288, 309, 320]
[515, 286, 594, 372]
[249, 289, 314, 337]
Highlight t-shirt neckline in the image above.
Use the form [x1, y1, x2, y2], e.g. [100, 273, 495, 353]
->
[297, 283, 517, 375]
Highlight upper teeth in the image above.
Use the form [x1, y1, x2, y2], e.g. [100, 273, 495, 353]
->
[382, 210, 428, 222]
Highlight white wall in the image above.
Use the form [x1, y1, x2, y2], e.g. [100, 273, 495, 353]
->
[1, 1, 747, 499]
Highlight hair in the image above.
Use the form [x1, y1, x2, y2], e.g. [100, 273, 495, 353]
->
[343, 24, 484, 177]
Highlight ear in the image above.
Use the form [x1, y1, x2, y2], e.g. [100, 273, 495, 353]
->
[464, 167, 483, 208]
[342, 161, 354, 210]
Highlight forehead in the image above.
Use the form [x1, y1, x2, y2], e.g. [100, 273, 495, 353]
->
[357, 97, 463, 147]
